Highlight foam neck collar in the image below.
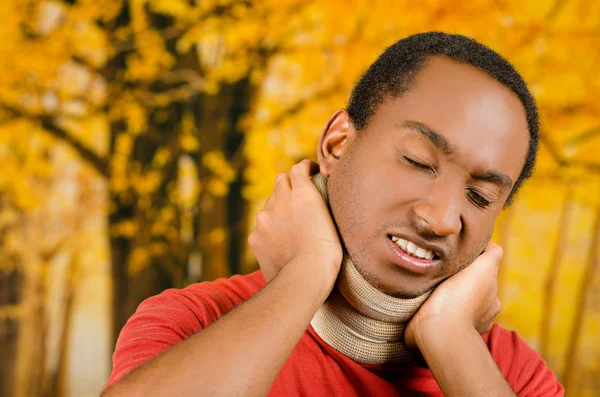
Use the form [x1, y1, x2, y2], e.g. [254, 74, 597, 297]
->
[310, 173, 432, 364]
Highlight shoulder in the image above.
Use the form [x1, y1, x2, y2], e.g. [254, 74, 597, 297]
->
[133, 270, 266, 332]
[483, 323, 564, 396]
[105, 271, 265, 390]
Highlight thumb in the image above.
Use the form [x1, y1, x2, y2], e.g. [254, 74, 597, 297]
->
[289, 159, 320, 189]
[484, 241, 503, 261]
[482, 241, 503, 277]
[455, 241, 503, 280]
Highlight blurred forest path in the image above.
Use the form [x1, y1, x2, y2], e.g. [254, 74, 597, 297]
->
[0, 0, 599, 396]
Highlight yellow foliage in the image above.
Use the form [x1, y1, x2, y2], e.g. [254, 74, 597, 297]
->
[177, 154, 200, 207]
[148, 0, 194, 21]
[1, 0, 599, 394]
[180, 134, 200, 152]
[110, 219, 138, 238]
[131, 170, 162, 196]
[206, 177, 229, 197]
[149, 241, 167, 256]
[152, 147, 171, 167]
[128, 247, 150, 275]
[208, 227, 226, 245]
[124, 102, 147, 135]
[179, 111, 200, 151]
[203, 150, 236, 182]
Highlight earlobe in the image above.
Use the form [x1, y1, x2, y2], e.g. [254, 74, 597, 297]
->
[317, 109, 355, 176]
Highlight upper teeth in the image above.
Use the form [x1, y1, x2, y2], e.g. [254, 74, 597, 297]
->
[391, 236, 435, 260]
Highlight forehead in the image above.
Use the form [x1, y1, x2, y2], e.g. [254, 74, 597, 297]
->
[366, 57, 530, 182]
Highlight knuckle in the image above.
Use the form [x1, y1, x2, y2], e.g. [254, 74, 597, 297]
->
[275, 173, 286, 183]
[255, 210, 269, 226]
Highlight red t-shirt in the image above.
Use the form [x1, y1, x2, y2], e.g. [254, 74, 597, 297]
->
[105, 271, 564, 396]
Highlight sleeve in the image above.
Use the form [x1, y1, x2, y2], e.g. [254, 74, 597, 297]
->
[102, 272, 265, 393]
[103, 289, 207, 392]
[487, 324, 565, 396]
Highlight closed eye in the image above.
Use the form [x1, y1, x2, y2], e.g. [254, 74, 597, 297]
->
[404, 156, 435, 173]
[466, 188, 492, 209]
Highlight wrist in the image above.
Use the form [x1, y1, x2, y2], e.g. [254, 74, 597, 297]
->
[413, 316, 476, 350]
[278, 256, 338, 304]
[413, 318, 514, 397]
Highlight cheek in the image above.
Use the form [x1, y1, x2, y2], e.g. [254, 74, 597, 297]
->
[329, 162, 401, 238]
[352, 170, 423, 223]
[460, 215, 495, 258]
[327, 166, 371, 240]
[374, 171, 436, 222]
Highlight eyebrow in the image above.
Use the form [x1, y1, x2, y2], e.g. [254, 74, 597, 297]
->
[399, 120, 456, 155]
[472, 169, 513, 190]
[396, 120, 514, 190]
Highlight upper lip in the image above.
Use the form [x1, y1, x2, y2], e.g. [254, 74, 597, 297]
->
[388, 232, 446, 259]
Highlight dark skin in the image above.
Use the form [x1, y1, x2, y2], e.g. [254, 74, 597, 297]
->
[319, 56, 530, 298]
[103, 56, 533, 397]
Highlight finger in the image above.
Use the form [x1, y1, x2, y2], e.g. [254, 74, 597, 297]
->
[483, 241, 503, 263]
[451, 241, 502, 284]
[274, 172, 292, 194]
[494, 297, 502, 317]
[470, 241, 503, 272]
[289, 159, 320, 189]
[483, 241, 503, 278]
[264, 193, 275, 209]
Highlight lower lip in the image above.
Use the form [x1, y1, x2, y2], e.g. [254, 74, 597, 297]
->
[385, 237, 440, 274]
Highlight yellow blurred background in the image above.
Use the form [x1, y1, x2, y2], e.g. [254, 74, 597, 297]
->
[0, 0, 599, 396]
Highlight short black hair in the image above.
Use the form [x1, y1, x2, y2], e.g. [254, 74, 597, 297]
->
[347, 32, 539, 206]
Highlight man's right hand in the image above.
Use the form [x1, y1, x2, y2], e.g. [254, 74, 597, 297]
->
[248, 159, 343, 291]
[105, 163, 345, 397]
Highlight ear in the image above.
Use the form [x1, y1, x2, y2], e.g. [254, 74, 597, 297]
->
[317, 109, 357, 176]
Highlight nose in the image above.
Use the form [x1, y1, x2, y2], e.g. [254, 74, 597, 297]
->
[413, 191, 463, 237]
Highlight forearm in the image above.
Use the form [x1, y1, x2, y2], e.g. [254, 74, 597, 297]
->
[416, 321, 516, 397]
[104, 261, 331, 397]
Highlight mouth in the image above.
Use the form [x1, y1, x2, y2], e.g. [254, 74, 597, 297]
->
[385, 234, 441, 274]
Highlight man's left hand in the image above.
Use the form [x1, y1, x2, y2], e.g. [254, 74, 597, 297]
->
[405, 241, 503, 351]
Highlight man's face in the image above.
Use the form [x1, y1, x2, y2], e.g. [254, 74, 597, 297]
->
[323, 57, 530, 298]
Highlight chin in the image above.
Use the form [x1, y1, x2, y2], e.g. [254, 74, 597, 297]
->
[362, 264, 434, 299]
[384, 284, 431, 299]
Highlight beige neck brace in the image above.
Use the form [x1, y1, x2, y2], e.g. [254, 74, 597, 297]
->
[310, 173, 432, 364]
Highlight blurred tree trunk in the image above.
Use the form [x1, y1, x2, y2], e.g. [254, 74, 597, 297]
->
[563, 207, 600, 392]
[0, 269, 22, 397]
[224, 82, 254, 277]
[195, 80, 254, 282]
[13, 259, 46, 397]
[109, 78, 255, 345]
[540, 184, 574, 360]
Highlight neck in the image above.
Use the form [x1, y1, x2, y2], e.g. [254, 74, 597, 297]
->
[310, 173, 431, 364]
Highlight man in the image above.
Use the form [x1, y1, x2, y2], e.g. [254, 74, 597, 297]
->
[103, 32, 564, 396]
